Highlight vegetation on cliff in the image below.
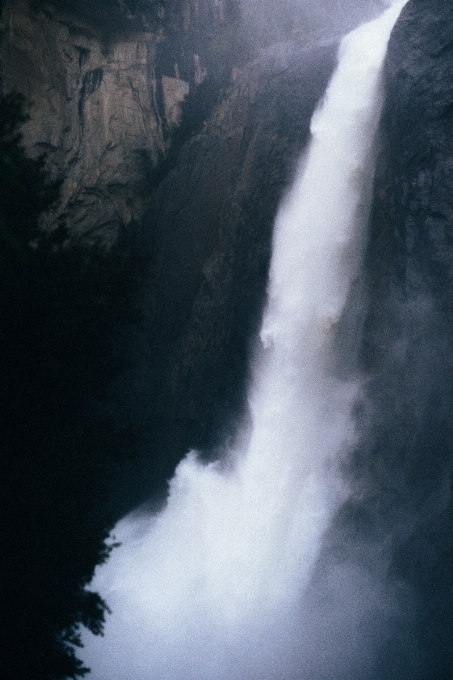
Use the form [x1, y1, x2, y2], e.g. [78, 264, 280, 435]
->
[0, 92, 148, 679]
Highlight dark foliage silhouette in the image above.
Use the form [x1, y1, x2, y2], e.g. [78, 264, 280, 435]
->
[0, 91, 148, 679]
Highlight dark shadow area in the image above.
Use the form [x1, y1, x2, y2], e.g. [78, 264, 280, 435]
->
[0, 92, 149, 679]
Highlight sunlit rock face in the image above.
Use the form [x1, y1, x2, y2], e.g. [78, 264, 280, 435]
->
[0, 0, 233, 241]
[0, 0, 385, 244]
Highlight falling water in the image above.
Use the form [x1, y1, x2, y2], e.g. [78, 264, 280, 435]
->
[83, 3, 408, 678]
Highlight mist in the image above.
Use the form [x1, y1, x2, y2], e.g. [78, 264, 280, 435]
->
[239, 0, 391, 48]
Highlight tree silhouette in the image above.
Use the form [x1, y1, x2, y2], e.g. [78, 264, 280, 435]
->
[0, 91, 148, 679]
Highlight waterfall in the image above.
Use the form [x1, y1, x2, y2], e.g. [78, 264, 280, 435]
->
[83, 2, 407, 678]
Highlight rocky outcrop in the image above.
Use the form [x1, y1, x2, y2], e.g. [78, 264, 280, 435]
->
[1, 0, 161, 240]
[0, 0, 235, 241]
[370, 0, 453, 306]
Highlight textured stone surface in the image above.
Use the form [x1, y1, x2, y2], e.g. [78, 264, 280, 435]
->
[329, 1, 453, 675]
[0, 0, 232, 241]
[1, 0, 162, 240]
[371, 0, 453, 301]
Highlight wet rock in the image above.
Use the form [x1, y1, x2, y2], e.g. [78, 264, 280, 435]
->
[344, 1, 453, 675]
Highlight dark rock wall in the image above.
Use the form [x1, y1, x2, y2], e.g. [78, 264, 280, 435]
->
[320, 1, 453, 677]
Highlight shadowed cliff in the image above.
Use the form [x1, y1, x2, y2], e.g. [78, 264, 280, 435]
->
[310, 2, 453, 678]
[0, 0, 247, 241]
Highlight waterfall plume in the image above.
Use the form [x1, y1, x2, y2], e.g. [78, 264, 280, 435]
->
[82, 3, 408, 679]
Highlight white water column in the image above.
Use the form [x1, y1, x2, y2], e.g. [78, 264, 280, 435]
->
[83, 3, 408, 679]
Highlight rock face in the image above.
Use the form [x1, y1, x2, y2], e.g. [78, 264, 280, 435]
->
[0, 0, 339, 503]
[372, 0, 453, 303]
[325, 1, 453, 676]
[0, 0, 234, 241]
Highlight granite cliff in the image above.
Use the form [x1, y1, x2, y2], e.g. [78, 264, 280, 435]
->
[0, 0, 241, 241]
